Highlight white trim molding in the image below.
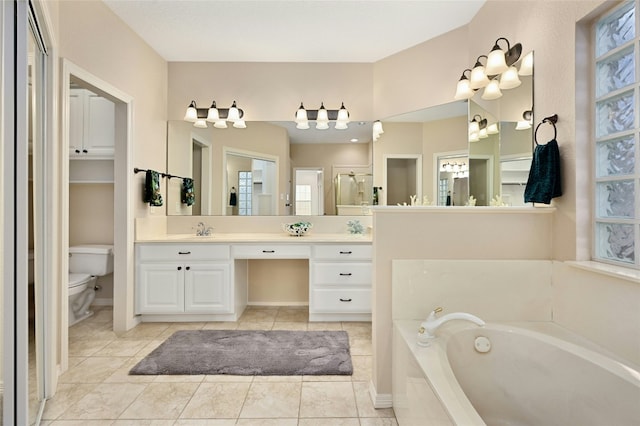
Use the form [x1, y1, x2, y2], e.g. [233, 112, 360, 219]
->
[369, 380, 393, 409]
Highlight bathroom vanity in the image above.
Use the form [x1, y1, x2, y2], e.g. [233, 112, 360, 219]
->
[135, 234, 372, 322]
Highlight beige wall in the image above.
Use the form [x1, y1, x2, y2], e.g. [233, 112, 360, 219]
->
[248, 260, 309, 305]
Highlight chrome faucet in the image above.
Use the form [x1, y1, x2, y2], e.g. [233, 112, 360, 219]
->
[417, 307, 485, 346]
[196, 222, 213, 236]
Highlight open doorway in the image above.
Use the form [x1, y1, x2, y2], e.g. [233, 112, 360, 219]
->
[294, 168, 324, 216]
[383, 154, 422, 206]
[61, 60, 134, 372]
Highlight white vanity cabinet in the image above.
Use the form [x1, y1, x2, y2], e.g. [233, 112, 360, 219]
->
[135, 243, 233, 316]
[69, 88, 115, 158]
[309, 244, 372, 321]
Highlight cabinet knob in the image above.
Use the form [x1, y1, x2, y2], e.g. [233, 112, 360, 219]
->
[339, 298, 352, 302]
[75, 149, 80, 154]
[82, 149, 88, 153]
[177, 266, 182, 271]
[185, 266, 191, 271]
[339, 273, 353, 276]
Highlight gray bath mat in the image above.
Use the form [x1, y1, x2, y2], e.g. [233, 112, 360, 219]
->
[129, 330, 353, 376]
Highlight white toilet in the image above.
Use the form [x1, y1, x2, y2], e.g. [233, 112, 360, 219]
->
[68, 244, 113, 326]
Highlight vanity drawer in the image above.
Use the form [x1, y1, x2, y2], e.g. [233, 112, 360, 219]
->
[232, 244, 311, 259]
[311, 288, 371, 313]
[312, 262, 372, 285]
[313, 244, 372, 260]
[136, 243, 230, 261]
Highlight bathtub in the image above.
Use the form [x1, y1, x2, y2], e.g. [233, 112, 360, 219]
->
[392, 320, 640, 426]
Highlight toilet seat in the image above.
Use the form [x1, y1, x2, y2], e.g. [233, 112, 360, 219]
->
[68, 273, 92, 292]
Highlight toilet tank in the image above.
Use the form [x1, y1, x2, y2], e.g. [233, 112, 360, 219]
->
[68, 244, 114, 275]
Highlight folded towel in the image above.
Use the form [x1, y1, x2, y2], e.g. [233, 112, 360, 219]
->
[181, 178, 195, 206]
[524, 139, 562, 204]
[144, 170, 163, 207]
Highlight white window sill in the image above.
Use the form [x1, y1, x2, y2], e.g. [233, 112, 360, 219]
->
[566, 261, 640, 284]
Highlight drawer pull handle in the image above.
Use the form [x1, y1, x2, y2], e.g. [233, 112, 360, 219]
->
[186, 266, 191, 271]
[340, 298, 352, 302]
[339, 273, 352, 276]
[178, 251, 191, 255]
[177, 266, 182, 271]
[339, 251, 353, 254]
[262, 250, 275, 253]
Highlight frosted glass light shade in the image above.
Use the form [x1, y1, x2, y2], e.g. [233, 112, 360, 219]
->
[316, 103, 329, 123]
[295, 103, 308, 123]
[214, 120, 228, 129]
[454, 78, 474, 100]
[479, 128, 488, 138]
[487, 123, 499, 134]
[206, 105, 219, 122]
[315, 121, 329, 130]
[485, 48, 508, 75]
[194, 119, 207, 128]
[373, 120, 384, 135]
[184, 101, 198, 122]
[233, 120, 247, 129]
[515, 120, 531, 130]
[337, 102, 349, 122]
[519, 51, 534, 76]
[469, 132, 480, 142]
[227, 101, 240, 122]
[468, 120, 480, 135]
[334, 121, 348, 130]
[481, 79, 503, 100]
[469, 64, 490, 89]
[296, 121, 310, 129]
[499, 66, 522, 89]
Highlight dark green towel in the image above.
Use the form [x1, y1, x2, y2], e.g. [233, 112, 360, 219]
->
[181, 178, 195, 206]
[144, 170, 163, 207]
[524, 139, 562, 204]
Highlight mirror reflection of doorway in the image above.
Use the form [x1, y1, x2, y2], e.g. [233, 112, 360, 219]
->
[383, 155, 422, 206]
[294, 168, 324, 216]
[469, 157, 492, 206]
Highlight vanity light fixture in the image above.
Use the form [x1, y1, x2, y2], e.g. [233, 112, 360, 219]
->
[294, 101, 351, 130]
[499, 66, 522, 90]
[518, 51, 534, 76]
[468, 114, 487, 135]
[515, 110, 533, 130]
[183, 100, 246, 129]
[487, 122, 500, 134]
[481, 78, 503, 100]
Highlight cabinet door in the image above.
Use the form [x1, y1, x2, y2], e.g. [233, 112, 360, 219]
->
[68, 91, 84, 156]
[137, 263, 184, 314]
[184, 263, 231, 313]
[86, 94, 115, 157]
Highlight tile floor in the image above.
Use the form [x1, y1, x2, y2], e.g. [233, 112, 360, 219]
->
[41, 306, 397, 425]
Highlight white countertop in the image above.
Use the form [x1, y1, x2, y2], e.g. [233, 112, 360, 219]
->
[136, 233, 373, 244]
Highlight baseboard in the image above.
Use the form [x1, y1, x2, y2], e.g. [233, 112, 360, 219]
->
[247, 301, 309, 307]
[369, 380, 393, 408]
[92, 298, 113, 306]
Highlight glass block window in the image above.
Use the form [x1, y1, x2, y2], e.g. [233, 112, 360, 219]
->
[295, 184, 312, 216]
[438, 179, 448, 206]
[593, 1, 639, 267]
[238, 171, 252, 216]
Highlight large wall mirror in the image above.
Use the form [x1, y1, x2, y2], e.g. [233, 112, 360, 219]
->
[166, 120, 373, 216]
[377, 51, 534, 207]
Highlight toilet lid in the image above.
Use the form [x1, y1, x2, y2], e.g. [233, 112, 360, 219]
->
[69, 273, 92, 288]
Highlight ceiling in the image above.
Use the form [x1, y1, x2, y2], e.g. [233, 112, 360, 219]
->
[103, 0, 486, 63]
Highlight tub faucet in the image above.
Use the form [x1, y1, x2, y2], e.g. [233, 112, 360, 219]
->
[417, 307, 485, 346]
[196, 222, 213, 236]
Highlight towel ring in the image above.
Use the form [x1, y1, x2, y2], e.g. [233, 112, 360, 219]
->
[534, 114, 558, 145]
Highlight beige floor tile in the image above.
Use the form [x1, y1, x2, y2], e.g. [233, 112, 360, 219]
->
[157, 322, 206, 339]
[179, 382, 250, 419]
[47, 420, 114, 425]
[201, 321, 239, 330]
[299, 381, 358, 418]
[135, 338, 165, 358]
[88, 308, 114, 323]
[351, 355, 372, 382]
[239, 382, 301, 418]
[111, 420, 175, 426]
[58, 356, 129, 383]
[119, 382, 199, 419]
[307, 322, 343, 331]
[236, 419, 298, 426]
[298, 419, 360, 426]
[270, 321, 308, 331]
[236, 321, 274, 330]
[359, 418, 399, 426]
[93, 338, 152, 357]
[58, 383, 147, 420]
[252, 375, 301, 383]
[203, 374, 254, 383]
[120, 322, 172, 338]
[41, 383, 97, 420]
[174, 420, 237, 425]
[350, 337, 373, 355]
[67, 339, 112, 357]
[103, 358, 157, 384]
[353, 381, 396, 418]
[239, 308, 279, 322]
[275, 307, 309, 322]
[153, 374, 205, 383]
[302, 374, 351, 382]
